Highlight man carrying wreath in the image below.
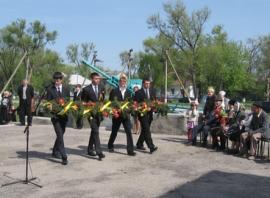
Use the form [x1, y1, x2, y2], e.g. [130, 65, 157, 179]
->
[46, 72, 70, 165]
[134, 78, 158, 154]
[81, 72, 106, 160]
[107, 73, 136, 156]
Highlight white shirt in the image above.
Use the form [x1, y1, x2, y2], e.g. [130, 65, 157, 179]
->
[56, 84, 62, 93]
[257, 109, 262, 118]
[23, 85, 27, 99]
[119, 86, 127, 100]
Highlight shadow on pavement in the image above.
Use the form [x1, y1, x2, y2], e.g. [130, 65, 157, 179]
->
[159, 170, 270, 198]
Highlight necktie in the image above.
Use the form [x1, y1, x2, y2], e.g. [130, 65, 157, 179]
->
[57, 87, 62, 97]
[146, 89, 150, 99]
[94, 85, 98, 99]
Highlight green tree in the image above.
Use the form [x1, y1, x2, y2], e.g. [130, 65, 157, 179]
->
[2, 19, 57, 81]
[119, 50, 140, 78]
[66, 42, 95, 83]
[198, 25, 253, 98]
[147, 0, 210, 98]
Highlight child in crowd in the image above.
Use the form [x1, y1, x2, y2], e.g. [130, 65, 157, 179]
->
[186, 100, 199, 142]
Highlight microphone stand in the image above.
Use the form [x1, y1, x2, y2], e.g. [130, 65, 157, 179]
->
[0, 84, 51, 188]
[1, 125, 42, 188]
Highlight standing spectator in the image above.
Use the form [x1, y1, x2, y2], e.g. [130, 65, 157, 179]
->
[73, 84, 82, 101]
[73, 84, 83, 129]
[8, 91, 17, 122]
[17, 79, 34, 126]
[132, 85, 141, 134]
[203, 86, 216, 119]
[186, 100, 199, 143]
[0, 91, 12, 124]
[219, 90, 229, 111]
[200, 86, 216, 145]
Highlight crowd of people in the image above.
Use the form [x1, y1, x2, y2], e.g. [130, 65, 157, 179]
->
[0, 79, 35, 126]
[0, 91, 15, 124]
[186, 87, 269, 160]
[2, 73, 269, 164]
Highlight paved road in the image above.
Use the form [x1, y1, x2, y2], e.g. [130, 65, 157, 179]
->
[0, 124, 270, 198]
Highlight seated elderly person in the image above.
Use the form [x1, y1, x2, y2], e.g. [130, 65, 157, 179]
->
[226, 101, 246, 154]
[192, 94, 227, 149]
[191, 87, 216, 146]
[239, 102, 269, 159]
[207, 94, 228, 150]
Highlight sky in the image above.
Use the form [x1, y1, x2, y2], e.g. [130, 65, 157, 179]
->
[0, 0, 270, 71]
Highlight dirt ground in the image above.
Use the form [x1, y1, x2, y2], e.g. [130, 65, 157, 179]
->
[0, 124, 270, 198]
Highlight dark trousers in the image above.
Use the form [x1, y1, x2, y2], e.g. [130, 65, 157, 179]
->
[108, 117, 134, 153]
[52, 117, 67, 159]
[0, 106, 9, 124]
[19, 100, 32, 125]
[88, 117, 102, 154]
[136, 114, 155, 149]
[211, 127, 226, 149]
[192, 123, 210, 141]
[76, 117, 83, 129]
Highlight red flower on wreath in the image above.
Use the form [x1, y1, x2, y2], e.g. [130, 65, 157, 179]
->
[102, 111, 109, 117]
[57, 98, 65, 106]
[112, 108, 120, 119]
[132, 101, 139, 111]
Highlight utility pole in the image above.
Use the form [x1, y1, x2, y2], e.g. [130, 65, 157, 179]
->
[165, 50, 191, 103]
[266, 77, 270, 101]
[165, 58, 168, 103]
[127, 49, 133, 79]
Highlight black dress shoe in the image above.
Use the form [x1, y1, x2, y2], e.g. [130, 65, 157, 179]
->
[52, 152, 61, 159]
[127, 152, 136, 156]
[150, 146, 158, 154]
[97, 153, 105, 160]
[88, 151, 97, 156]
[136, 146, 146, 150]
[192, 138, 197, 146]
[62, 158, 68, 165]
[108, 148, 114, 153]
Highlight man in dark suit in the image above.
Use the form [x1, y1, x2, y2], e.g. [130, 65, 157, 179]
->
[73, 84, 83, 129]
[81, 72, 105, 160]
[134, 78, 158, 154]
[108, 74, 136, 156]
[73, 84, 82, 101]
[46, 72, 70, 165]
[17, 79, 34, 126]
